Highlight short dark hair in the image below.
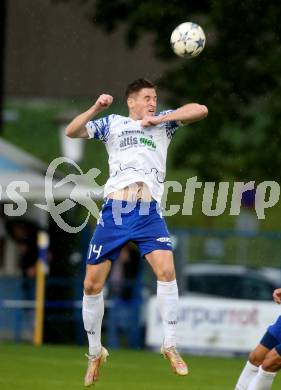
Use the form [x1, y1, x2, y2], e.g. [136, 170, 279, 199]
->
[125, 78, 156, 99]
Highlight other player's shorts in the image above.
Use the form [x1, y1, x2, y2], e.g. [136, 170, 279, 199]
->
[260, 316, 281, 356]
[268, 316, 281, 343]
[87, 199, 173, 264]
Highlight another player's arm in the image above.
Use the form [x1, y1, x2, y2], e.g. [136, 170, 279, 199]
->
[273, 288, 281, 304]
[65, 94, 113, 138]
[141, 103, 208, 127]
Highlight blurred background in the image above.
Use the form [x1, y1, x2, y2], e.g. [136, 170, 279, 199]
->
[1, 0, 281, 357]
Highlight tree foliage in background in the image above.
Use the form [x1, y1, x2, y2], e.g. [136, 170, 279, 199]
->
[55, 0, 281, 181]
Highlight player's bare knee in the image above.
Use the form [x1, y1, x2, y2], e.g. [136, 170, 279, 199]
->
[83, 280, 103, 295]
[262, 351, 281, 372]
[249, 344, 271, 367]
[157, 268, 176, 281]
[262, 359, 279, 372]
[249, 350, 263, 367]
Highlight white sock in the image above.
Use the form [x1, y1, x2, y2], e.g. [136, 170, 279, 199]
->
[82, 291, 104, 357]
[235, 361, 259, 389]
[157, 279, 178, 348]
[248, 366, 276, 390]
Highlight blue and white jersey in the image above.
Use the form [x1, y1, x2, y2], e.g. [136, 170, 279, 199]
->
[86, 111, 181, 202]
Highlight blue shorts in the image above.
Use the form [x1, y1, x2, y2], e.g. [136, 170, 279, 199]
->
[260, 331, 281, 356]
[87, 199, 173, 264]
[268, 316, 281, 343]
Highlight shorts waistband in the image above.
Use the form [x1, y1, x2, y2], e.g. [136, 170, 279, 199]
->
[104, 198, 159, 215]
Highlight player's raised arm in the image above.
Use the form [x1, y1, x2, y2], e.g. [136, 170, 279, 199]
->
[141, 103, 208, 127]
[65, 94, 113, 138]
[273, 288, 281, 304]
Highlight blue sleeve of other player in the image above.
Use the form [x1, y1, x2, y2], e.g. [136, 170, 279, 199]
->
[86, 115, 112, 142]
[157, 109, 180, 139]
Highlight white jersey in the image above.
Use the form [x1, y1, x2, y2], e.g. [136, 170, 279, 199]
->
[86, 111, 180, 203]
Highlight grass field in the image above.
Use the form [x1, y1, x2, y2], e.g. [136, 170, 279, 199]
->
[0, 343, 280, 389]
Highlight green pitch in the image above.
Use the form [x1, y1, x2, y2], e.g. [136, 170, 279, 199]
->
[0, 343, 280, 389]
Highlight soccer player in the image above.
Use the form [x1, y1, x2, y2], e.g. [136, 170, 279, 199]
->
[235, 288, 281, 390]
[65, 78, 208, 387]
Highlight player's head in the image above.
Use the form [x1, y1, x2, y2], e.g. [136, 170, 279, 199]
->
[126, 78, 157, 119]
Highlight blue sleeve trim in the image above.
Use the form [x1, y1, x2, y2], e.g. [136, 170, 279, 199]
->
[157, 110, 179, 139]
[89, 115, 112, 142]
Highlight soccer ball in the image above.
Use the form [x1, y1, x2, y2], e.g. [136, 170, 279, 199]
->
[170, 22, 206, 58]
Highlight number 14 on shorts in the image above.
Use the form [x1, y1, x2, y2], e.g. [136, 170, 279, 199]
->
[88, 244, 103, 260]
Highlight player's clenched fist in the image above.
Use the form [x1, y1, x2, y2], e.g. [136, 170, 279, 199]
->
[273, 288, 281, 304]
[94, 94, 113, 111]
[141, 115, 162, 127]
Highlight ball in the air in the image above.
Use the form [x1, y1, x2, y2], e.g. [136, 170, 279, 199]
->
[170, 22, 206, 58]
